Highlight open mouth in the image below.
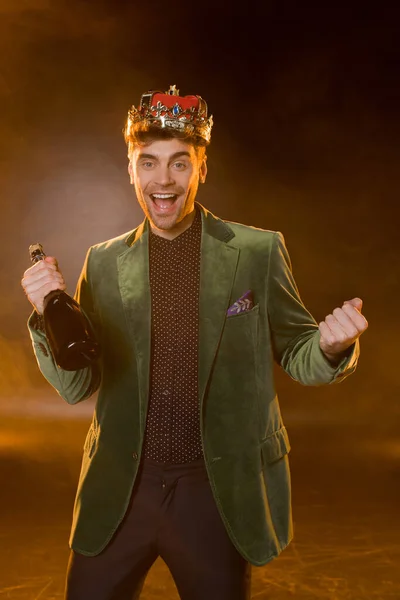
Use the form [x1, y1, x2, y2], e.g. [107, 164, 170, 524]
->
[150, 193, 178, 212]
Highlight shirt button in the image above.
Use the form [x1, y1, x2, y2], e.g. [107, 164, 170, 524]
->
[132, 452, 138, 460]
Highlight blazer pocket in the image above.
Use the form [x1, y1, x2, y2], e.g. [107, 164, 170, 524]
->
[260, 426, 291, 466]
[226, 303, 260, 320]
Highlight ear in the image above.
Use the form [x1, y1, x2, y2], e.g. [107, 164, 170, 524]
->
[128, 161, 134, 185]
[199, 155, 208, 184]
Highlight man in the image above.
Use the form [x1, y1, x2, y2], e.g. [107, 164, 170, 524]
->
[21, 85, 368, 600]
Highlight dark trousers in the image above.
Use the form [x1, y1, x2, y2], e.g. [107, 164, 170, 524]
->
[65, 458, 251, 600]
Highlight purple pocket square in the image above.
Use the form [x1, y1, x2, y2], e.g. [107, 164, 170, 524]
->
[227, 290, 254, 316]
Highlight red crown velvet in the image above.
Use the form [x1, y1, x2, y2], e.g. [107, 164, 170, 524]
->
[151, 92, 200, 112]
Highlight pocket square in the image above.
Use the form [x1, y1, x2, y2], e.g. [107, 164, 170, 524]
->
[227, 290, 254, 316]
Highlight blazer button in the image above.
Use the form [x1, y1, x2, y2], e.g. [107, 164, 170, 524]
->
[132, 452, 138, 460]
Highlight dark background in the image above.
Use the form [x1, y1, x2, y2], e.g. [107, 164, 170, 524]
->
[1, 0, 399, 427]
[0, 1, 399, 598]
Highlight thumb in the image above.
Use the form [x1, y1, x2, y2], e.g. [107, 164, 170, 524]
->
[44, 256, 59, 269]
[344, 297, 363, 311]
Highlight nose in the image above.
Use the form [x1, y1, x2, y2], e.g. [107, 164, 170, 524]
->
[155, 165, 175, 187]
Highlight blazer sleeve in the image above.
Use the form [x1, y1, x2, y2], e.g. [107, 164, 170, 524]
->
[27, 246, 101, 404]
[266, 231, 359, 386]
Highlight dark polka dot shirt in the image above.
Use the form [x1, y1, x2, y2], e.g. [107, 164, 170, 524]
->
[142, 206, 203, 464]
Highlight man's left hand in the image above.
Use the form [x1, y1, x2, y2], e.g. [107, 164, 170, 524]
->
[319, 297, 368, 363]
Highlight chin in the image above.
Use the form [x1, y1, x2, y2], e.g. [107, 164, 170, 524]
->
[151, 205, 184, 225]
[151, 212, 180, 230]
[152, 219, 176, 231]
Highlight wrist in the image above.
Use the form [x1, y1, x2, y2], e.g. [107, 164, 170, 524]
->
[322, 349, 346, 366]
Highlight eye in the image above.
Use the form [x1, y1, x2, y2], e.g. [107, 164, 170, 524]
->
[139, 160, 155, 169]
[173, 161, 187, 170]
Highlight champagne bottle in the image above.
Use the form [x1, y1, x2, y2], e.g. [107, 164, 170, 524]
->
[29, 243, 101, 371]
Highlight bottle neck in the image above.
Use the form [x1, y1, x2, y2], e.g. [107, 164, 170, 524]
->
[43, 289, 63, 309]
[29, 244, 46, 263]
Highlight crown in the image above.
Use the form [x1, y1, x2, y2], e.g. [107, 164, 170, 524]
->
[124, 84, 213, 145]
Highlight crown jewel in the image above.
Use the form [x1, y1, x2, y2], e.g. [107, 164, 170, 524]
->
[125, 84, 213, 144]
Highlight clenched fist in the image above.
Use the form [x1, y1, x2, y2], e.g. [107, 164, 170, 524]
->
[319, 297, 368, 363]
[21, 256, 66, 315]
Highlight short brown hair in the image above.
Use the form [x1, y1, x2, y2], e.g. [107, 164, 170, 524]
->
[124, 125, 208, 160]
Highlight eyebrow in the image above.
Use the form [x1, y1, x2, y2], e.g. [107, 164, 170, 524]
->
[137, 151, 192, 162]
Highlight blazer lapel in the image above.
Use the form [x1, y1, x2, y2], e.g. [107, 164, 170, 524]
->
[117, 220, 151, 434]
[198, 205, 240, 407]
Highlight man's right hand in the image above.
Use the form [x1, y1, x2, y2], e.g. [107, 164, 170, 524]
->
[21, 256, 67, 315]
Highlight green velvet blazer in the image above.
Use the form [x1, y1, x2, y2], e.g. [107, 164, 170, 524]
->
[28, 202, 358, 566]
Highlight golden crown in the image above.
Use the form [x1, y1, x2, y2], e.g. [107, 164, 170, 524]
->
[124, 85, 213, 145]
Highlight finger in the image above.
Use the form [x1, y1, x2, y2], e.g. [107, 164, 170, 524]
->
[332, 307, 360, 338]
[23, 274, 65, 295]
[319, 320, 335, 344]
[22, 269, 64, 290]
[23, 260, 59, 278]
[325, 314, 349, 344]
[341, 303, 368, 331]
[344, 297, 363, 312]
[44, 256, 59, 267]
[25, 280, 66, 303]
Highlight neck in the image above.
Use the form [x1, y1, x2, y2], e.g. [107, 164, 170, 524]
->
[150, 207, 196, 240]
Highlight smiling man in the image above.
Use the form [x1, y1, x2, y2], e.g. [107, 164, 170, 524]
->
[128, 136, 207, 238]
[22, 85, 368, 600]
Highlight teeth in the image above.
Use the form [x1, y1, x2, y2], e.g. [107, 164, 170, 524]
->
[152, 193, 176, 199]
